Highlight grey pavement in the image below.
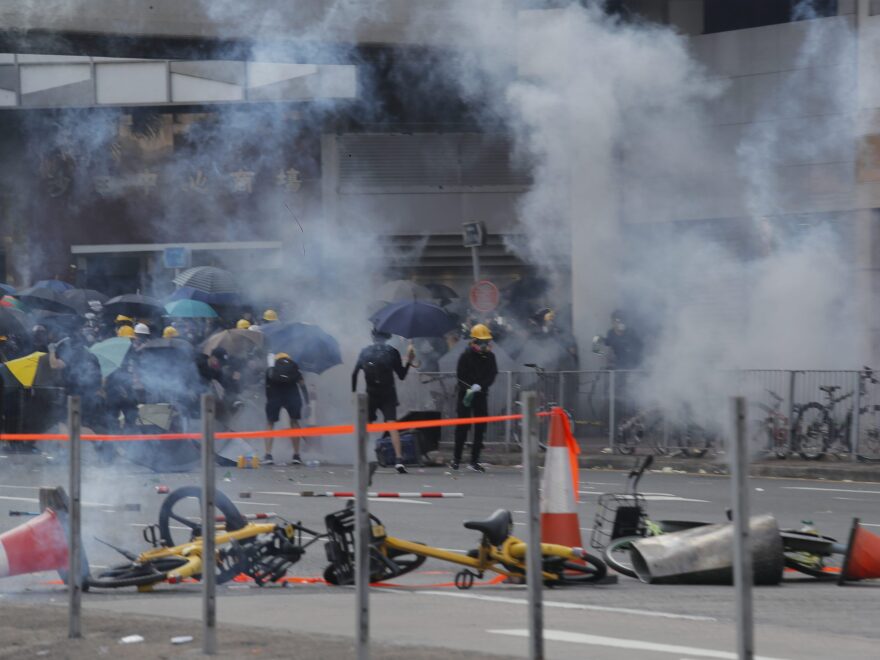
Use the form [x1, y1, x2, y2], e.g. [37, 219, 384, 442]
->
[0, 451, 878, 658]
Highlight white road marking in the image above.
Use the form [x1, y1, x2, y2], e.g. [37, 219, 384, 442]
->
[488, 629, 789, 659]
[782, 486, 880, 495]
[263, 484, 341, 490]
[417, 591, 716, 621]
[0, 495, 112, 507]
[0, 484, 40, 490]
[642, 495, 710, 503]
[368, 498, 430, 505]
[232, 501, 279, 507]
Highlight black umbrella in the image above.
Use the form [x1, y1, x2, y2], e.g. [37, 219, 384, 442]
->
[104, 293, 165, 318]
[262, 322, 343, 374]
[375, 280, 433, 303]
[16, 286, 78, 314]
[29, 310, 85, 335]
[172, 267, 238, 294]
[370, 301, 456, 339]
[425, 283, 460, 305]
[0, 307, 27, 337]
[62, 288, 108, 314]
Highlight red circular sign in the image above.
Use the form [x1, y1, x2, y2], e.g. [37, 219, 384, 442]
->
[469, 280, 500, 313]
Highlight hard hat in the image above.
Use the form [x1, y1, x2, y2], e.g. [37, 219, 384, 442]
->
[117, 326, 135, 338]
[115, 315, 133, 324]
[162, 326, 179, 339]
[274, 352, 291, 361]
[470, 323, 493, 340]
[236, 319, 251, 330]
[134, 323, 150, 336]
[262, 309, 279, 322]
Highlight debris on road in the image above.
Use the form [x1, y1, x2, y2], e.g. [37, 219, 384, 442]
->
[119, 634, 144, 644]
[155, 485, 169, 494]
[123, 503, 141, 512]
[239, 491, 252, 499]
[170, 635, 193, 645]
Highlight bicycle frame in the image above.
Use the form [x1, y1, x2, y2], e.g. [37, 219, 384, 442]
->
[381, 533, 587, 582]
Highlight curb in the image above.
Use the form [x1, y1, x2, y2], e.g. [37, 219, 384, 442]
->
[480, 450, 880, 483]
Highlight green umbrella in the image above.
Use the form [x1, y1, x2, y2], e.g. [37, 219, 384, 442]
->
[88, 337, 132, 377]
[164, 299, 218, 318]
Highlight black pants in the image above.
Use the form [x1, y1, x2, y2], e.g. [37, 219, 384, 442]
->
[454, 391, 489, 464]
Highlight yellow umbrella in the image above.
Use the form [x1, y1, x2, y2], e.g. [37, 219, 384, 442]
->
[3, 352, 47, 387]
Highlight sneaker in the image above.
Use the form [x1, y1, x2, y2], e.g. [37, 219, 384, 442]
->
[290, 455, 303, 466]
[395, 462, 408, 474]
[262, 454, 274, 466]
[467, 462, 486, 473]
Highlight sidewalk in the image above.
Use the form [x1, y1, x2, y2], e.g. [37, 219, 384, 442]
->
[477, 437, 880, 483]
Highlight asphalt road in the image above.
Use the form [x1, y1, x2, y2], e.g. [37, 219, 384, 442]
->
[0, 448, 878, 659]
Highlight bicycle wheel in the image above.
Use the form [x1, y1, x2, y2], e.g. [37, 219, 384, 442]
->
[380, 544, 428, 580]
[158, 485, 248, 547]
[87, 556, 188, 589]
[543, 554, 607, 585]
[793, 403, 828, 461]
[601, 535, 641, 578]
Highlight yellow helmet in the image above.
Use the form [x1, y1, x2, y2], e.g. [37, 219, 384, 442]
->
[117, 325, 135, 338]
[115, 315, 133, 324]
[263, 309, 279, 322]
[274, 352, 291, 361]
[162, 326, 179, 339]
[470, 323, 492, 340]
[236, 319, 251, 330]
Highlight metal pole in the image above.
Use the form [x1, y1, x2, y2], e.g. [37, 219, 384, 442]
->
[504, 372, 513, 452]
[786, 370, 797, 453]
[731, 396, 754, 660]
[608, 370, 616, 450]
[67, 396, 82, 639]
[522, 391, 543, 660]
[850, 370, 862, 462]
[201, 394, 217, 656]
[470, 246, 480, 283]
[354, 393, 370, 660]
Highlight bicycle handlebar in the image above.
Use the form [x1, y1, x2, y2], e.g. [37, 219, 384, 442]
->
[627, 455, 653, 492]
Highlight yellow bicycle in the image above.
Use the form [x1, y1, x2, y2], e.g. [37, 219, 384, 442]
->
[323, 505, 607, 589]
[89, 487, 322, 589]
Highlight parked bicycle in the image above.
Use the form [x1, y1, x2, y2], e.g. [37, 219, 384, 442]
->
[751, 388, 796, 459]
[510, 363, 569, 451]
[793, 367, 880, 461]
[323, 500, 607, 588]
[614, 402, 719, 458]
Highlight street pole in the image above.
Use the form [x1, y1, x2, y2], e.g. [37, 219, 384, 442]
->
[201, 394, 217, 656]
[731, 396, 753, 660]
[471, 246, 480, 283]
[522, 391, 543, 660]
[67, 396, 82, 640]
[354, 393, 370, 660]
[607, 370, 616, 451]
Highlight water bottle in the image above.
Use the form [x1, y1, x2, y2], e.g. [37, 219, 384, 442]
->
[305, 459, 321, 468]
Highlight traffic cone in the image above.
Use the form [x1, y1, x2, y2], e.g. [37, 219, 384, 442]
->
[541, 408, 582, 549]
[0, 508, 69, 579]
[839, 518, 880, 585]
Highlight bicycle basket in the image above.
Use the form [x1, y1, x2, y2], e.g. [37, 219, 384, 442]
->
[323, 506, 391, 586]
[589, 492, 648, 551]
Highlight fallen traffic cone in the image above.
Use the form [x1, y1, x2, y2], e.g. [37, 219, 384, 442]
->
[541, 408, 583, 550]
[839, 518, 880, 585]
[0, 508, 69, 579]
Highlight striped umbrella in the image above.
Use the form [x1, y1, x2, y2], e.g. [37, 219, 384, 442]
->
[172, 267, 238, 294]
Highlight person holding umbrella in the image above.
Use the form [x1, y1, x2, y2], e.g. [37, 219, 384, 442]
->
[351, 327, 416, 474]
[263, 352, 309, 466]
[451, 324, 498, 473]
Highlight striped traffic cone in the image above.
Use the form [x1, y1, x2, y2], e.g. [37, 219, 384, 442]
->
[541, 408, 582, 549]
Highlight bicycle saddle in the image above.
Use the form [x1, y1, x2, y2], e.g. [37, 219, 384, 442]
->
[820, 385, 840, 393]
[464, 509, 512, 546]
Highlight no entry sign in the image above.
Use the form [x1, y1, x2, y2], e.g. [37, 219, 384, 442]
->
[470, 279, 500, 313]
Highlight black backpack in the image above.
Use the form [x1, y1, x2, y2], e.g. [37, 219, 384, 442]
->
[268, 358, 300, 385]
[362, 344, 395, 389]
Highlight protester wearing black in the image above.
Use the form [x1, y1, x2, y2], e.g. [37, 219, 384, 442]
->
[603, 310, 643, 370]
[452, 324, 498, 473]
[48, 334, 104, 431]
[263, 352, 309, 466]
[351, 328, 414, 473]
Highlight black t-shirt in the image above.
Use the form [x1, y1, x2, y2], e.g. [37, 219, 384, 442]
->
[352, 343, 409, 397]
[266, 358, 305, 401]
[604, 329, 643, 370]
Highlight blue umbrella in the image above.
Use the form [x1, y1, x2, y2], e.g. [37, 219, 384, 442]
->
[165, 299, 218, 318]
[88, 337, 132, 377]
[369, 301, 456, 339]
[34, 279, 74, 293]
[0, 283, 16, 296]
[262, 322, 342, 374]
[168, 286, 240, 307]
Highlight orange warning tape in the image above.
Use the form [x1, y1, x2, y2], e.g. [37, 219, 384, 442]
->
[0, 412, 543, 442]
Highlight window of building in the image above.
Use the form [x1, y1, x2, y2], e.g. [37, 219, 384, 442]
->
[704, 0, 837, 34]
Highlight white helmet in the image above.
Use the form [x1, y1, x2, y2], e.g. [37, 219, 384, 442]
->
[134, 323, 151, 336]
